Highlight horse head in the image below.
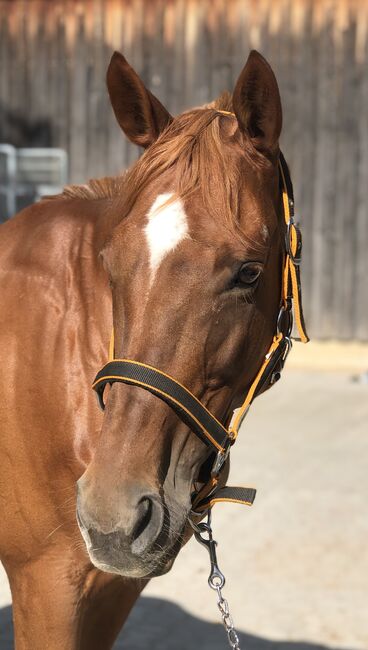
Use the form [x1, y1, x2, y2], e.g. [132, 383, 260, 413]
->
[77, 50, 285, 578]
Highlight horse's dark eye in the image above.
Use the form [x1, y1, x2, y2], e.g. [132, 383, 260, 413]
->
[234, 262, 262, 288]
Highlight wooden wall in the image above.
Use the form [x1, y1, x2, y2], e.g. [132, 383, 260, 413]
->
[0, 0, 367, 340]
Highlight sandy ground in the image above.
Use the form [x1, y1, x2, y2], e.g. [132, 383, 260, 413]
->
[1, 342, 367, 649]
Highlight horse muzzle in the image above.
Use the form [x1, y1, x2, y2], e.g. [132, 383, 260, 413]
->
[76, 480, 175, 577]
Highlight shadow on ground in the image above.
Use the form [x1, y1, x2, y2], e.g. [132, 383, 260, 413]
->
[0, 598, 354, 650]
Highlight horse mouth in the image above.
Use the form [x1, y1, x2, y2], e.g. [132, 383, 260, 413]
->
[85, 534, 182, 578]
[77, 509, 187, 579]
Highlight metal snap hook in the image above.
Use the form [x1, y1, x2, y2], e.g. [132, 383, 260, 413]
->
[191, 511, 226, 589]
[190, 510, 242, 649]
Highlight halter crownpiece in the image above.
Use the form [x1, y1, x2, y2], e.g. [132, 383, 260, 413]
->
[92, 147, 309, 513]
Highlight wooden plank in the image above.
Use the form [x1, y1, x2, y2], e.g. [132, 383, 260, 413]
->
[144, 0, 165, 104]
[288, 1, 317, 329]
[231, 0, 251, 85]
[54, 1, 70, 161]
[6, 2, 24, 145]
[353, 5, 368, 340]
[162, 0, 176, 112]
[27, 2, 50, 146]
[68, 1, 88, 183]
[46, 2, 60, 149]
[124, 0, 145, 167]
[310, 4, 339, 338]
[0, 4, 10, 142]
[190, 0, 210, 106]
[105, 0, 126, 177]
[184, 0, 201, 106]
[85, 0, 109, 180]
[210, 0, 233, 98]
[171, 0, 186, 115]
[332, 11, 360, 339]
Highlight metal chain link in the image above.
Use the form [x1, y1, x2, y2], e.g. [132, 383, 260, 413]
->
[214, 583, 241, 649]
[190, 511, 242, 650]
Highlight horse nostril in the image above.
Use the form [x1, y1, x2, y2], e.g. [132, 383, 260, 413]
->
[76, 485, 165, 560]
[130, 495, 164, 556]
[132, 498, 152, 542]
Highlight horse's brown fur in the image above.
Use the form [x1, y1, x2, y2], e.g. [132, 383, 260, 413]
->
[0, 50, 284, 648]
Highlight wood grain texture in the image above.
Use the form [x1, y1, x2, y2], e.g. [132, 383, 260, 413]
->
[0, 0, 367, 340]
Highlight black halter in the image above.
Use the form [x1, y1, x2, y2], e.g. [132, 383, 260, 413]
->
[92, 151, 309, 512]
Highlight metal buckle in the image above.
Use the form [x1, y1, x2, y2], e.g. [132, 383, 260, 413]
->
[211, 441, 231, 478]
[285, 221, 302, 266]
[227, 406, 249, 439]
[277, 303, 293, 338]
[268, 332, 292, 386]
[281, 336, 292, 365]
[288, 198, 295, 217]
[228, 407, 240, 431]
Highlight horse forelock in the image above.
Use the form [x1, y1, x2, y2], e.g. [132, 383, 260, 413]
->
[50, 91, 274, 259]
[50, 93, 240, 211]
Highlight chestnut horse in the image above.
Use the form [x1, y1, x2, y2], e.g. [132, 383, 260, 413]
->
[1, 50, 286, 648]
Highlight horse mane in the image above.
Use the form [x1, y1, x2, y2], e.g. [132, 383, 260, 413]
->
[50, 92, 243, 227]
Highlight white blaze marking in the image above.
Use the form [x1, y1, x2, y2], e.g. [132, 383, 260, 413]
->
[144, 193, 189, 277]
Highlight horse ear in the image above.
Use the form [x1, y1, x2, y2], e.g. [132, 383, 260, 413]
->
[106, 51, 173, 148]
[232, 50, 282, 155]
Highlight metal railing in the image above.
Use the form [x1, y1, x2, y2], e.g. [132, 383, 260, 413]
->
[0, 145, 68, 221]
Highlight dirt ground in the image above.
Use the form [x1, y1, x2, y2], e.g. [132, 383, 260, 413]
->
[1, 342, 367, 649]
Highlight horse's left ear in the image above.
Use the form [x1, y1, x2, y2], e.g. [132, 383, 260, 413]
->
[106, 51, 173, 148]
[232, 50, 282, 156]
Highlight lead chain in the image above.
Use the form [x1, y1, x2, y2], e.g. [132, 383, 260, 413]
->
[214, 583, 241, 649]
[190, 511, 242, 650]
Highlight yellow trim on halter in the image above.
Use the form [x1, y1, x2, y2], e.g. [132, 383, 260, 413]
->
[279, 161, 309, 344]
[108, 328, 115, 362]
[199, 497, 254, 509]
[228, 332, 284, 439]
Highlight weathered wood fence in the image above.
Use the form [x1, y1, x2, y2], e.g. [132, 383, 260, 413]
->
[0, 0, 367, 340]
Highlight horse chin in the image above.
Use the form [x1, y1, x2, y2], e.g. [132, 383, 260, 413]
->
[86, 542, 179, 579]
[142, 555, 176, 578]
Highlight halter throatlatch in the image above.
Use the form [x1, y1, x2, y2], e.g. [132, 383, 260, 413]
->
[92, 148, 309, 514]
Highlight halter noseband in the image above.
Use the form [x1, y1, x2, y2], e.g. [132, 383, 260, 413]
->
[92, 144, 309, 514]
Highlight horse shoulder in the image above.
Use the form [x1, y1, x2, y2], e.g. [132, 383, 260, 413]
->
[0, 197, 113, 475]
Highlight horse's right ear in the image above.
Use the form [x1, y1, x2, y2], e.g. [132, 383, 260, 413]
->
[106, 51, 173, 148]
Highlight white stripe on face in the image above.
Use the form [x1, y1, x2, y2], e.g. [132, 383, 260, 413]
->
[144, 193, 189, 278]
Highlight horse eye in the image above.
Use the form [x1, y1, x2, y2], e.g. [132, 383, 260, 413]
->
[234, 262, 262, 288]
